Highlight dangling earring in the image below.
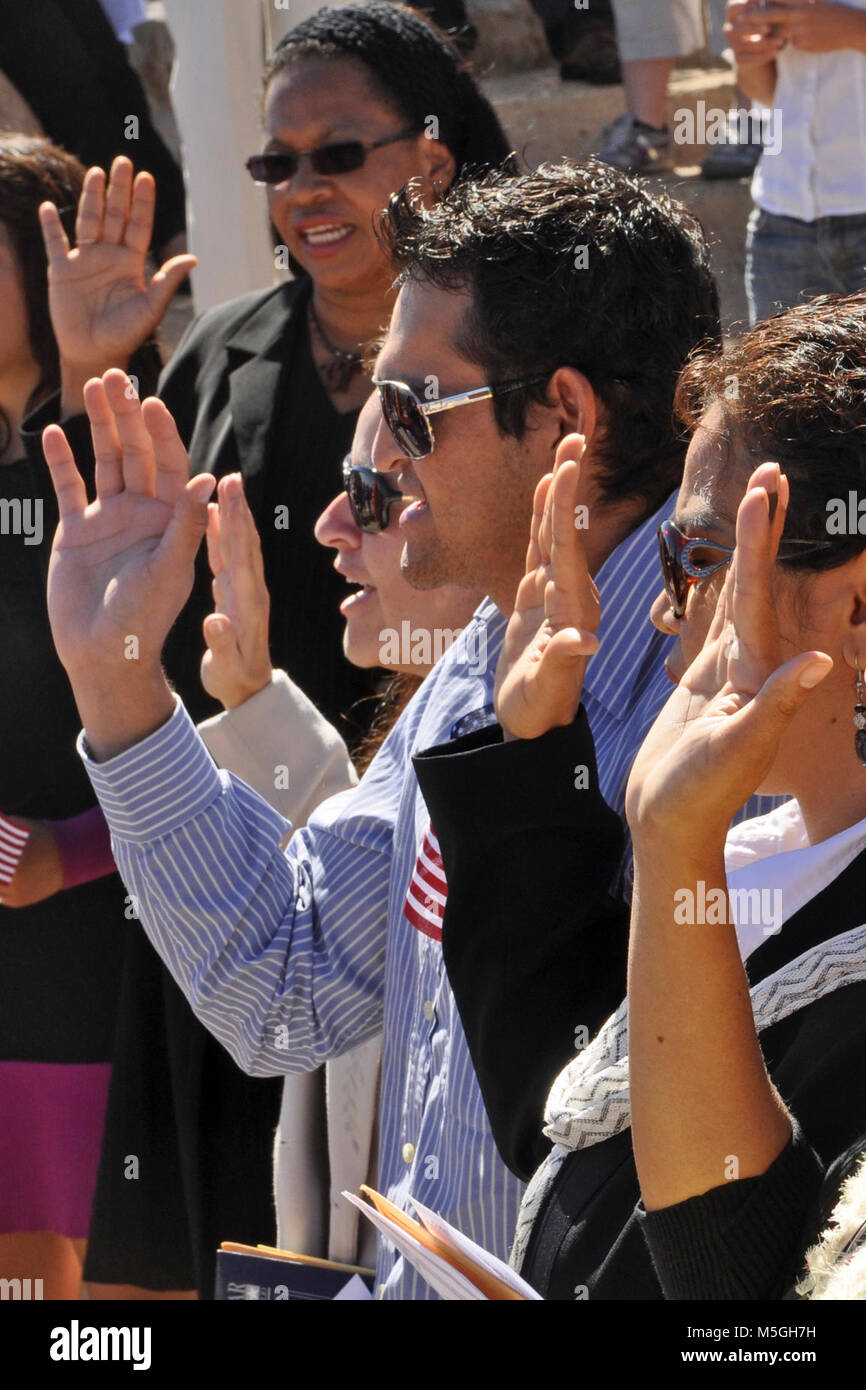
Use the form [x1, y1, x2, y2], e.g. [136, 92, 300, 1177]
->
[855, 668, 866, 765]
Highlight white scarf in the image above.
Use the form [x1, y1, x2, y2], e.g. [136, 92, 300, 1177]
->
[510, 921, 866, 1273]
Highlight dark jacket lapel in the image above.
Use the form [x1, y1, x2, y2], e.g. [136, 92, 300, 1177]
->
[224, 278, 310, 516]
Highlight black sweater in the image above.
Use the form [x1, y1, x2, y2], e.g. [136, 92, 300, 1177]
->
[414, 713, 866, 1299]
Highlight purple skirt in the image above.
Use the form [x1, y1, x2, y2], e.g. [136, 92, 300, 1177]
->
[0, 1061, 111, 1238]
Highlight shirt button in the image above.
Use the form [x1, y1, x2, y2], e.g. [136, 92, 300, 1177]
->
[402, 1141, 416, 1165]
[422, 1000, 435, 1022]
[376, 1284, 387, 1300]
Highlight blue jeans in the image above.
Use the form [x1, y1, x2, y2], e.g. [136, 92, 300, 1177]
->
[746, 207, 866, 325]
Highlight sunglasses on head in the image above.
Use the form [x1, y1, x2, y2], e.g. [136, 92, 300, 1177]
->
[658, 518, 836, 620]
[373, 374, 550, 460]
[245, 128, 417, 185]
[343, 455, 404, 534]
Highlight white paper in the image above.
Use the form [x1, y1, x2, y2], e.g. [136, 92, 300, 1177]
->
[342, 1192, 487, 1300]
[411, 1199, 542, 1300]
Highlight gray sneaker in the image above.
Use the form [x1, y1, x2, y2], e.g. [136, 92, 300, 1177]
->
[595, 113, 674, 176]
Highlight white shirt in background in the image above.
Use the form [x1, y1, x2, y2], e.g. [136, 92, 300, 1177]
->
[752, 0, 866, 221]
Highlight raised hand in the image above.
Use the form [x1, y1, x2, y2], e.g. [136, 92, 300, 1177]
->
[724, 0, 786, 66]
[43, 370, 215, 759]
[625, 464, 832, 853]
[494, 433, 601, 740]
[39, 156, 196, 376]
[200, 475, 274, 711]
[753, 1, 866, 54]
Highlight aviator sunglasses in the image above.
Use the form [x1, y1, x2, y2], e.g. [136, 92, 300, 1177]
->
[343, 455, 404, 534]
[658, 518, 836, 620]
[245, 128, 417, 184]
[374, 375, 550, 460]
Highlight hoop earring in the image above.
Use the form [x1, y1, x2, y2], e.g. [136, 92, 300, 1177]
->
[855, 668, 866, 765]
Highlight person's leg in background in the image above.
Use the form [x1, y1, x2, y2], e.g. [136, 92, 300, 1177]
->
[701, 0, 764, 180]
[597, 0, 704, 173]
[528, 0, 621, 85]
[621, 55, 676, 127]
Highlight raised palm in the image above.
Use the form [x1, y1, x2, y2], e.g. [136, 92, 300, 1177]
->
[44, 370, 214, 679]
[39, 156, 196, 368]
[200, 475, 274, 709]
[495, 433, 601, 740]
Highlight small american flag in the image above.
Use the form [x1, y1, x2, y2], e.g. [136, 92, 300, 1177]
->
[404, 823, 447, 943]
[0, 813, 30, 886]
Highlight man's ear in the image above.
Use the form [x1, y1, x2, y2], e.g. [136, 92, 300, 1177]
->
[547, 366, 598, 445]
[416, 135, 457, 197]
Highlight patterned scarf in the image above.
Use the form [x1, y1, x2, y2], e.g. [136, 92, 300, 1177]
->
[510, 922, 866, 1273]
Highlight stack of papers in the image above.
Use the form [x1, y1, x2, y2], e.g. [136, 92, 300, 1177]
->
[343, 1186, 542, 1300]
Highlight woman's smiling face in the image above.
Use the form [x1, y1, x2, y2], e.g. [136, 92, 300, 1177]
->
[261, 57, 453, 298]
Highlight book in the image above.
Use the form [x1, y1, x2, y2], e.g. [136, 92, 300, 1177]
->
[342, 1186, 542, 1300]
[215, 1243, 375, 1301]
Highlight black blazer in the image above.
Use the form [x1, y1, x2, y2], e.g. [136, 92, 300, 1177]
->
[158, 277, 375, 728]
[158, 278, 310, 513]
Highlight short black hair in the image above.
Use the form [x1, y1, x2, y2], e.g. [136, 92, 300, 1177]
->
[383, 159, 721, 517]
[265, 2, 514, 177]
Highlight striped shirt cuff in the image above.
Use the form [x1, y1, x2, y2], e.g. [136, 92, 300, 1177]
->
[77, 695, 225, 844]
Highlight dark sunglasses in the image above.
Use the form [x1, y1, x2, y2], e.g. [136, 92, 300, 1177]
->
[245, 128, 417, 185]
[373, 375, 550, 461]
[658, 518, 836, 620]
[343, 455, 404, 534]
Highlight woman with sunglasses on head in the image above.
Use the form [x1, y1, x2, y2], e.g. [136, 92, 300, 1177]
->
[414, 291, 866, 1299]
[24, 2, 510, 1299]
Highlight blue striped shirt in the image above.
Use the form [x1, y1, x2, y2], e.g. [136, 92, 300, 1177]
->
[79, 491, 771, 1298]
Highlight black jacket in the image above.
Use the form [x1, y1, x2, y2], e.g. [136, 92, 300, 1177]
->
[158, 277, 374, 727]
[158, 281, 305, 514]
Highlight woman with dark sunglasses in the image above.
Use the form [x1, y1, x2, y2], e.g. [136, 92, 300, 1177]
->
[24, 2, 511, 1300]
[413, 291, 866, 1300]
[37, 2, 511, 739]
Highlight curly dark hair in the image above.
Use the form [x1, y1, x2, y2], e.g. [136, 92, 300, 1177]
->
[675, 292, 866, 570]
[264, 1, 514, 177]
[381, 159, 721, 518]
